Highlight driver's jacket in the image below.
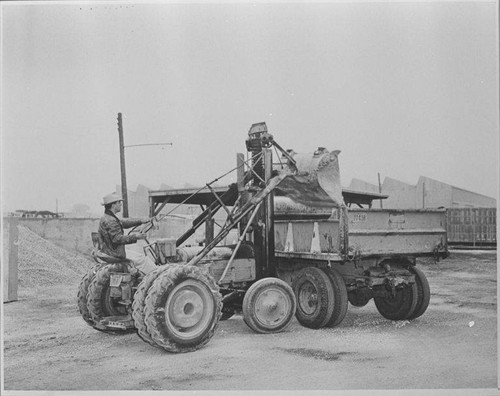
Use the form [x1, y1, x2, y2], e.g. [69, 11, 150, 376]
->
[98, 210, 143, 259]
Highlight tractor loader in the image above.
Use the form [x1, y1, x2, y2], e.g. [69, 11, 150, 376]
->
[78, 122, 448, 352]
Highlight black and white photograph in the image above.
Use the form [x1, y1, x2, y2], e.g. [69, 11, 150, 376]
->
[1, 1, 498, 394]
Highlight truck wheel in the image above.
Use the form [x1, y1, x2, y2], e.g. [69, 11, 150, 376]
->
[132, 265, 170, 347]
[144, 265, 222, 353]
[374, 282, 418, 321]
[242, 278, 296, 334]
[323, 268, 349, 327]
[87, 263, 131, 333]
[293, 267, 334, 329]
[407, 266, 430, 320]
[77, 263, 103, 326]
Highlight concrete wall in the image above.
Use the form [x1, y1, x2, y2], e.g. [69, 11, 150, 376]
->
[15, 217, 100, 257]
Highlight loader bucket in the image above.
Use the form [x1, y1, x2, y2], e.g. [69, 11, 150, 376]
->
[274, 149, 344, 208]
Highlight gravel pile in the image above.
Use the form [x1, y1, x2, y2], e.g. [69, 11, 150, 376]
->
[17, 226, 93, 288]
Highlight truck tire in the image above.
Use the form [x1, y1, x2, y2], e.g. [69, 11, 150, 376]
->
[77, 263, 103, 326]
[293, 267, 335, 329]
[407, 266, 430, 320]
[242, 278, 296, 334]
[86, 263, 132, 333]
[323, 268, 349, 327]
[374, 282, 418, 321]
[132, 265, 170, 347]
[144, 265, 222, 353]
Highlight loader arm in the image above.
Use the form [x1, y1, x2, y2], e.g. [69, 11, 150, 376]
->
[186, 167, 295, 267]
[176, 183, 239, 247]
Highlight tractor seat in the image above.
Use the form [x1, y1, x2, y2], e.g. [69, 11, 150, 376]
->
[91, 232, 132, 264]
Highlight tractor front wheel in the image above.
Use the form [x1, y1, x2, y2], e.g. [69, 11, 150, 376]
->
[144, 265, 222, 353]
[132, 265, 170, 347]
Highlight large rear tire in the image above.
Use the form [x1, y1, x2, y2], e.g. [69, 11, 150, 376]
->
[322, 268, 349, 327]
[87, 263, 132, 333]
[144, 265, 222, 353]
[77, 263, 103, 326]
[407, 266, 430, 320]
[293, 267, 334, 329]
[374, 282, 418, 321]
[132, 265, 170, 347]
[242, 278, 296, 334]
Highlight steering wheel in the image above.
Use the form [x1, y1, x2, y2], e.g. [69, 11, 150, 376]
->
[128, 219, 154, 236]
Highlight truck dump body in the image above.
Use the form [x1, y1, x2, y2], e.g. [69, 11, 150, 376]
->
[348, 208, 447, 257]
[275, 208, 447, 260]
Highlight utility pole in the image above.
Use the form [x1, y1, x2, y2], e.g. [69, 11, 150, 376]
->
[116, 112, 173, 218]
[377, 172, 383, 209]
[117, 113, 129, 217]
[422, 181, 426, 208]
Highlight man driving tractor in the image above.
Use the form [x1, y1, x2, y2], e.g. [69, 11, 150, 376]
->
[98, 192, 157, 275]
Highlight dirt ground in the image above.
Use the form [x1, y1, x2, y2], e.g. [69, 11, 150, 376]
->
[2, 250, 498, 393]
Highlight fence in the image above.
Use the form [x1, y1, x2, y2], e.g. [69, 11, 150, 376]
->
[446, 207, 496, 248]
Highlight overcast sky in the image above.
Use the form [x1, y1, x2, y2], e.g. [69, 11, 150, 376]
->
[1, 1, 498, 215]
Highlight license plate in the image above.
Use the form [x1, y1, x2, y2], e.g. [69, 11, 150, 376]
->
[352, 213, 367, 223]
[105, 320, 126, 330]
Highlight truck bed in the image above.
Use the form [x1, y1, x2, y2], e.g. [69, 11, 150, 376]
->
[348, 208, 447, 257]
[274, 208, 447, 260]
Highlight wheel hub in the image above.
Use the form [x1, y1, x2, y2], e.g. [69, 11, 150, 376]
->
[254, 288, 290, 325]
[170, 289, 204, 328]
[298, 281, 318, 315]
[164, 279, 215, 340]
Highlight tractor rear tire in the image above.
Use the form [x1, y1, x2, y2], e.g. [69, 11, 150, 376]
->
[132, 265, 170, 347]
[407, 266, 430, 320]
[374, 282, 418, 321]
[323, 268, 349, 327]
[144, 265, 222, 353]
[77, 263, 103, 326]
[293, 267, 335, 329]
[242, 278, 296, 334]
[86, 263, 132, 333]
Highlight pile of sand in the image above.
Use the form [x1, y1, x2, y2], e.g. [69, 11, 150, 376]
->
[17, 226, 92, 288]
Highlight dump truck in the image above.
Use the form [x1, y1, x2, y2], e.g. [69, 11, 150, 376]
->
[78, 122, 448, 353]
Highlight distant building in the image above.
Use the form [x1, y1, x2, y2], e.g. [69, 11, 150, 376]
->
[116, 184, 151, 218]
[116, 184, 202, 218]
[348, 176, 496, 209]
[10, 210, 62, 218]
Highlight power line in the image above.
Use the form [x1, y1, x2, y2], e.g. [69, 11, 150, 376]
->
[124, 143, 173, 148]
